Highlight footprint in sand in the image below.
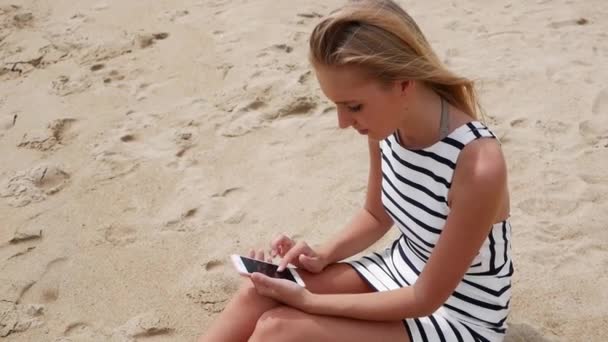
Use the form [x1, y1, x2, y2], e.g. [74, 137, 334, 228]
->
[132, 81, 162, 102]
[18, 118, 77, 151]
[204, 259, 225, 271]
[91, 151, 140, 181]
[113, 311, 174, 340]
[102, 69, 126, 85]
[509, 118, 529, 128]
[90, 112, 200, 179]
[102, 224, 137, 247]
[164, 9, 189, 22]
[63, 322, 92, 336]
[59, 321, 111, 341]
[0, 279, 36, 304]
[0, 32, 69, 79]
[78, 40, 133, 65]
[7, 246, 37, 261]
[576, 149, 608, 184]
[223, 210, 246, 225]
[164, 206, 198, 231]
[219, 99, 268, 137]
[0, 302, 45, 338]
[515, 196, 579, 218]
[271, 44, 293, 54]
[9, 224, 43, 245]
[264, 96, 318, 120]
[0, 277, 45, 337]
[134, 32, 170, 49]
[578, 172, 608, 185]
[504, 322, 558, 342]
[534, 119, 571, 136]
[50, 74, 92, 96]
[186, 273, 237, 313]
[11, 11, 34, 29]
[220, 95, 318, 137]
[15, 257, 69, 306]
[0, 164, 71, 207]
[579, 118, 608, 145]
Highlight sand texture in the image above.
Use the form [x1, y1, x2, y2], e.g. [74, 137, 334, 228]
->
[1, 0, 607, 341]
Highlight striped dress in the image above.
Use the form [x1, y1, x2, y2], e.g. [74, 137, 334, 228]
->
[346, 121, 513, 342]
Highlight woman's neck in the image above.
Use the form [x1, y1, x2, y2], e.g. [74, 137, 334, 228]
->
[396, 86, 446, 149]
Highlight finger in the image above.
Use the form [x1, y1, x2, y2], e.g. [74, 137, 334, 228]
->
[271, 234, 290, 248]
[250, 273, 268, 295]
[271, 235, 294, 256]
[256, 249, 265, 261]
[251, 272, 267, 284]
[251, 273, 273, 292]
[248, 249, 255, 259]
[278, 241, 308, 271]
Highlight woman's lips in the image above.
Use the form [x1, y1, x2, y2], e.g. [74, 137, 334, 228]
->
[357, 129, 369, 135]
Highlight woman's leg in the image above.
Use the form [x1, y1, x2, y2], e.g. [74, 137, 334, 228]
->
[199, 263, 372, 342]
[249, 306, 410, 342]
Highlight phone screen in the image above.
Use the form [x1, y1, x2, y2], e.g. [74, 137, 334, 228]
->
[240, 256, 297, 283]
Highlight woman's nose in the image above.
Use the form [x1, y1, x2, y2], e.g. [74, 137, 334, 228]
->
[337, 109, 354, 129]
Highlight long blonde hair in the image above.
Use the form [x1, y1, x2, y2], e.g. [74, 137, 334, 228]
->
[309, 0, 481, 119]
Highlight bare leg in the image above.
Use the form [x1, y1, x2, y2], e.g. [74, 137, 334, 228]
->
[248, 306, 410, 342]
[199, 263, 372, 342]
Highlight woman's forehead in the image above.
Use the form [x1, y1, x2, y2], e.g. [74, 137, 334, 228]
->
[314, 64, 375, 102]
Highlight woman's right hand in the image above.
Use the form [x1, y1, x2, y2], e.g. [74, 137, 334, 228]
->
[270, 234, 329, 273]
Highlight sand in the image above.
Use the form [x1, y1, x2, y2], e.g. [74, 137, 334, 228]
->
[0, 0, 607, 341]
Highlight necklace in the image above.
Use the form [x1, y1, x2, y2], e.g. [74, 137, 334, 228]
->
[439, 97, 450, 140]
[397, 97, 450, 148]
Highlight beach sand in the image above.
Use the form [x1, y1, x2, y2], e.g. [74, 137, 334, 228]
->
[1, 0, 607, 341]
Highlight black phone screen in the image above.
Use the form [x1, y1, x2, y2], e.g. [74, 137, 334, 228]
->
[240, 257, 297, 283]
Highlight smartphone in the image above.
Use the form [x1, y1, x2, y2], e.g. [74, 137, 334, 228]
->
[230, 254, 306, 287]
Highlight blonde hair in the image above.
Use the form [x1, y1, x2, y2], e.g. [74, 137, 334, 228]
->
[309, 0, 481, 119]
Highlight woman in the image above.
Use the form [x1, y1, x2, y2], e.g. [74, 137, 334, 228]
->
[200, 0, 512, 341]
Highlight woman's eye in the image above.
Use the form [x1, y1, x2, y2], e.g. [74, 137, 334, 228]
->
[348, 104, 363, 112]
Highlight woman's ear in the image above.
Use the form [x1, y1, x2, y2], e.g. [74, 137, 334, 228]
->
[395, 80, 411, 98]
[400, 80, 412, 93]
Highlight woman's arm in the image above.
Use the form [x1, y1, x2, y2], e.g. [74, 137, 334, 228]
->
[303, 138, 508, 320]
[316, 138, 394, 264]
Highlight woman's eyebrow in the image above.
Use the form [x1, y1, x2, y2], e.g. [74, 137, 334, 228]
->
[335, 100, 359, 105]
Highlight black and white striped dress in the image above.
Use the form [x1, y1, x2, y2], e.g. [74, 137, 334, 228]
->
[346, 121, 513, 342]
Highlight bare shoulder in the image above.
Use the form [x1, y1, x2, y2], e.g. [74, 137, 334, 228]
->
[460, 138, 506, 177]
[452, 137, 507, 199]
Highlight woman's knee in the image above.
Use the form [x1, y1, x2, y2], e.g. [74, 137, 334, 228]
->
[249, 306, 304, 342]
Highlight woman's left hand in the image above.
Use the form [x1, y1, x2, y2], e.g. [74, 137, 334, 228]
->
[250, 272, 311, 310]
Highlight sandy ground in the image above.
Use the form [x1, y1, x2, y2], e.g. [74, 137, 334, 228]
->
[0, 0, 607, 341]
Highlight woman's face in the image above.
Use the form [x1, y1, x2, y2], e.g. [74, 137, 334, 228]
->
[314, 64, 406, 140]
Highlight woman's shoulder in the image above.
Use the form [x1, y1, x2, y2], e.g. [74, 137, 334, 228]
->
[454, 135, 507, 191]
